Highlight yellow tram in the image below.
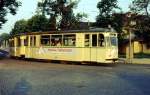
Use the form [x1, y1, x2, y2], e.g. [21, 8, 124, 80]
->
[9, 28, 118, 63]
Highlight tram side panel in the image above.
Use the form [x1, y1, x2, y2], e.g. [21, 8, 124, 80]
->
[32, 47, 81, 61]
[21, 33, 91, 62]
[26, 33, 85, 62]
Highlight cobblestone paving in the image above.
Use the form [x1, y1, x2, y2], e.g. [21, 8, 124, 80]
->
[0, 58, 150, 95]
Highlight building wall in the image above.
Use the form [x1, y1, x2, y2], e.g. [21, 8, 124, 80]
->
[143, 44, 150, 54]
[119, 44, 127, 54]
[134, 41, 142, 53]
[119, 41, 150, 54]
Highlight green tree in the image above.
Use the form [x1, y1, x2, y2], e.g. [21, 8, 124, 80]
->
[37, 0, 80, 30]
[76, 13, 88, 22]
[134, 16, 150, 47]
[10, 19, 28, 35]
[27, 15, 50, 32]
[112, 13, 124, 34]
[130, 0, 150, 16]
[0, 0, 21, 28]
[0, 33, 10, 44]
[37, 0, 60, 30]
[59, 0, 79, 30]
[96, 0, 120, 27]
[67, 12, 88, 30]
[130, 0, 150, 47]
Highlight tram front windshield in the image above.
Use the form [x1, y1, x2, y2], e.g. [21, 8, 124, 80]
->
[110, 37, 117, 46]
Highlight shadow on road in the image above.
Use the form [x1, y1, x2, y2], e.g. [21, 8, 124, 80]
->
[10, 78, 32, 95]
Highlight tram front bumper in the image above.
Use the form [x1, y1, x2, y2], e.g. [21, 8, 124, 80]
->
[105, 58, 119, 63]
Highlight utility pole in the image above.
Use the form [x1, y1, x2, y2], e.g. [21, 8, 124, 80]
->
[129, 28, 132, 63]
[126, 12, 136, 64]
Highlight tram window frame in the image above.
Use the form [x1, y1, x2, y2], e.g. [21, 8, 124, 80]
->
[105, 37, 110, 47]
[51, 35, 63, 46]
[85, 34, 90, 47]
[41, 35, 50, 46]
[92, 34, 97, 47]
[98, 34, 105, 47]
[63, 34, 76, 47]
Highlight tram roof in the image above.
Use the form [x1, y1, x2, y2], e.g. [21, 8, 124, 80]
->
[12, 28, 117, 37]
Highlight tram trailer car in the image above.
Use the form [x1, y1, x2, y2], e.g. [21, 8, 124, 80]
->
[0, 40, 9, 52]
[9, 29, 118, 63]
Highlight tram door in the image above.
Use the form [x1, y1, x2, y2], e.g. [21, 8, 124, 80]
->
[20, 36, 27, 57]
[90, 34, 98, 62]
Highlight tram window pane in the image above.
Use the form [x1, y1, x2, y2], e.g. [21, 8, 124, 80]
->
[98, 34, 105, 47]
[30, 37, 32, 46]
[10, 40, 14, 47]
[85, 34, 90, 47]
[63, 34, 76, 46]
[110, 37, 117, 46]
[34, 36, 36, 46]
[92, 34, 97, 47]
[51, 35, 62, 46]
[17, 38, 21, 47]
[41, 35, 50, 46]
[24, 37, 28, 46]
[30, 36, 36, 46]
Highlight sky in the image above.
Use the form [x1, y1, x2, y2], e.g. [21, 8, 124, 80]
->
[0, 0, 133, 34]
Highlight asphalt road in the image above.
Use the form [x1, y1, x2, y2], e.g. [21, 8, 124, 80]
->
[0, 58, 150, 95]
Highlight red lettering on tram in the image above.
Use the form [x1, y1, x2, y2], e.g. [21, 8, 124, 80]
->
[48, 48, 72, 52]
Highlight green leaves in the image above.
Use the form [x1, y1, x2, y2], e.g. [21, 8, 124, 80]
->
[36, 0, 80, 30]
[10, 15, 51, 35]
[0, 33, 10, 43]
[97, 0, 119, 17]
[96, 0, 120, 28]
[27, 15, 50, 32]
[130, 0, 150, 46]
[10, 19, 28, 35]
[0, 0, 21, 28]
[130, 0, 150, 16]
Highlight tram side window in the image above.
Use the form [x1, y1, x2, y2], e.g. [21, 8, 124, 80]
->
[17, 38, 21, 47]
[24, 37, 28, 46]
[63, 35, 76, 46]
[30, 37, 32, 46]
[92, 34, 97, 47]
[10, 40, 14, 47]
[34, 36, 36, 46]
[30, 36, 36, 47]
[41, 35, 50, 46]
[98, 34, 105, 47]
[85, 34, 90, 47]
[51, 35, 62, 46]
